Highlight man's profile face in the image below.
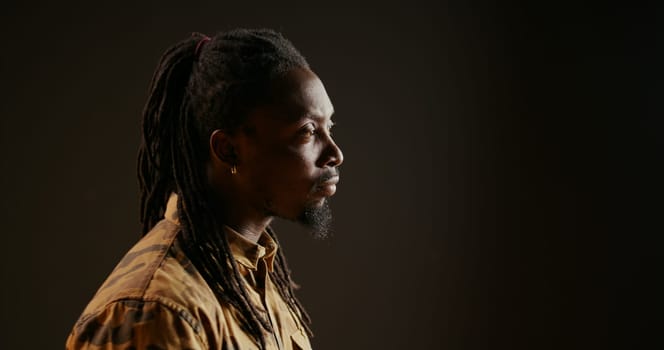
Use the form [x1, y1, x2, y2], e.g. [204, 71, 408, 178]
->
[234, 67, 343, 237]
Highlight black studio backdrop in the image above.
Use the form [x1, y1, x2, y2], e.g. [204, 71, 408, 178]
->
[0, 1, 661, 349]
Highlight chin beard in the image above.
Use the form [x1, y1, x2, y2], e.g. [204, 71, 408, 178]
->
[297, 199, 332, 239]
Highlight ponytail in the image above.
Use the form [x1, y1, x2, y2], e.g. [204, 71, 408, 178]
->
[138, 33, 203, 234]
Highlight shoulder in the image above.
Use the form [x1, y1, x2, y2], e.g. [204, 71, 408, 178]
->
[69, 220, 222, 349]
[66, 298, 207, 349]
[82, 220, 179, 308]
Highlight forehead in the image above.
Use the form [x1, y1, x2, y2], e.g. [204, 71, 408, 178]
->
[249, 68, 334, 127]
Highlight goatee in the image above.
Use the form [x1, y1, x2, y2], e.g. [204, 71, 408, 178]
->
[298, 199, 332, 239]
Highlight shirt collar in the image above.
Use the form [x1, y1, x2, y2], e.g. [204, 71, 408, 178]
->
[164, 193, 278, 272]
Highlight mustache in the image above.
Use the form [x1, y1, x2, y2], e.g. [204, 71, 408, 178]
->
[316, 168, 340, 186]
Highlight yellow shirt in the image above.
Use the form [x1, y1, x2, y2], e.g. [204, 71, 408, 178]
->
[66, 194, 312, 350]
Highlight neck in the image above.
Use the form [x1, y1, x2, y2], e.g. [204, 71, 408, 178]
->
[208, 170, 273, 244]
[208, 191, 272, 243]
[220, 203, 273, 243]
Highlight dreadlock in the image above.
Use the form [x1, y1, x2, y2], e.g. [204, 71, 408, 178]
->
[137, 29, 313, 349]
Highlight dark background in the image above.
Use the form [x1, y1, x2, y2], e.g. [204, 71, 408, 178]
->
[1, 1, 661, 349]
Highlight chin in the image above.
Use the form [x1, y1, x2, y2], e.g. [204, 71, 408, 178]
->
[267, 197, 334, 239]
[309, 197, 327, 208]
[297, 199, 333, 239]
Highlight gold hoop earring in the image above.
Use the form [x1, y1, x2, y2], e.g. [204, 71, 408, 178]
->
[231, 165, 237, 174]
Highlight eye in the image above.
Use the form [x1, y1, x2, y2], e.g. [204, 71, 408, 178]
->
[327, 122, 335, 136]
[298, 123, 316, 139]
[298, 121, 335, 141]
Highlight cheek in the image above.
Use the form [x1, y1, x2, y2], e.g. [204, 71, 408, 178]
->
[273, 151, 315, 187]
[247, 146, 315, 193]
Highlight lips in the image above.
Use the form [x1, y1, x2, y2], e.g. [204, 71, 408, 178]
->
[315, 176, 339, 197]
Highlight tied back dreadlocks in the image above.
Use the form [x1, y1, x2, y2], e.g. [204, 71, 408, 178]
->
[137, 29, 313, 349]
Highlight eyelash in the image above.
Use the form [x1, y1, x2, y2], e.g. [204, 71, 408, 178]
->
[304, 123, 334, 138]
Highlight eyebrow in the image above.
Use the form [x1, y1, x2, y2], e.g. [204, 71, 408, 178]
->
[304, 109, 335, 124]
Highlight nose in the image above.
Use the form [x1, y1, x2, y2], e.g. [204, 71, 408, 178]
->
[319, 137, 344, 168]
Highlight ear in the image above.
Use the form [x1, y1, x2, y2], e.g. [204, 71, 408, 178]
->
[209, 129, 238, 165]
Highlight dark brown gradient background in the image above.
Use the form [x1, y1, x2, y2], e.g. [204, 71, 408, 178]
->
[0, 1, 661, 349]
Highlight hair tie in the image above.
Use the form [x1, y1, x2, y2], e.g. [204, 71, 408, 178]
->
[195, 36, 211, 56]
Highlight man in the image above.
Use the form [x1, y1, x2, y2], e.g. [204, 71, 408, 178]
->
[66, 29, 343, 350]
